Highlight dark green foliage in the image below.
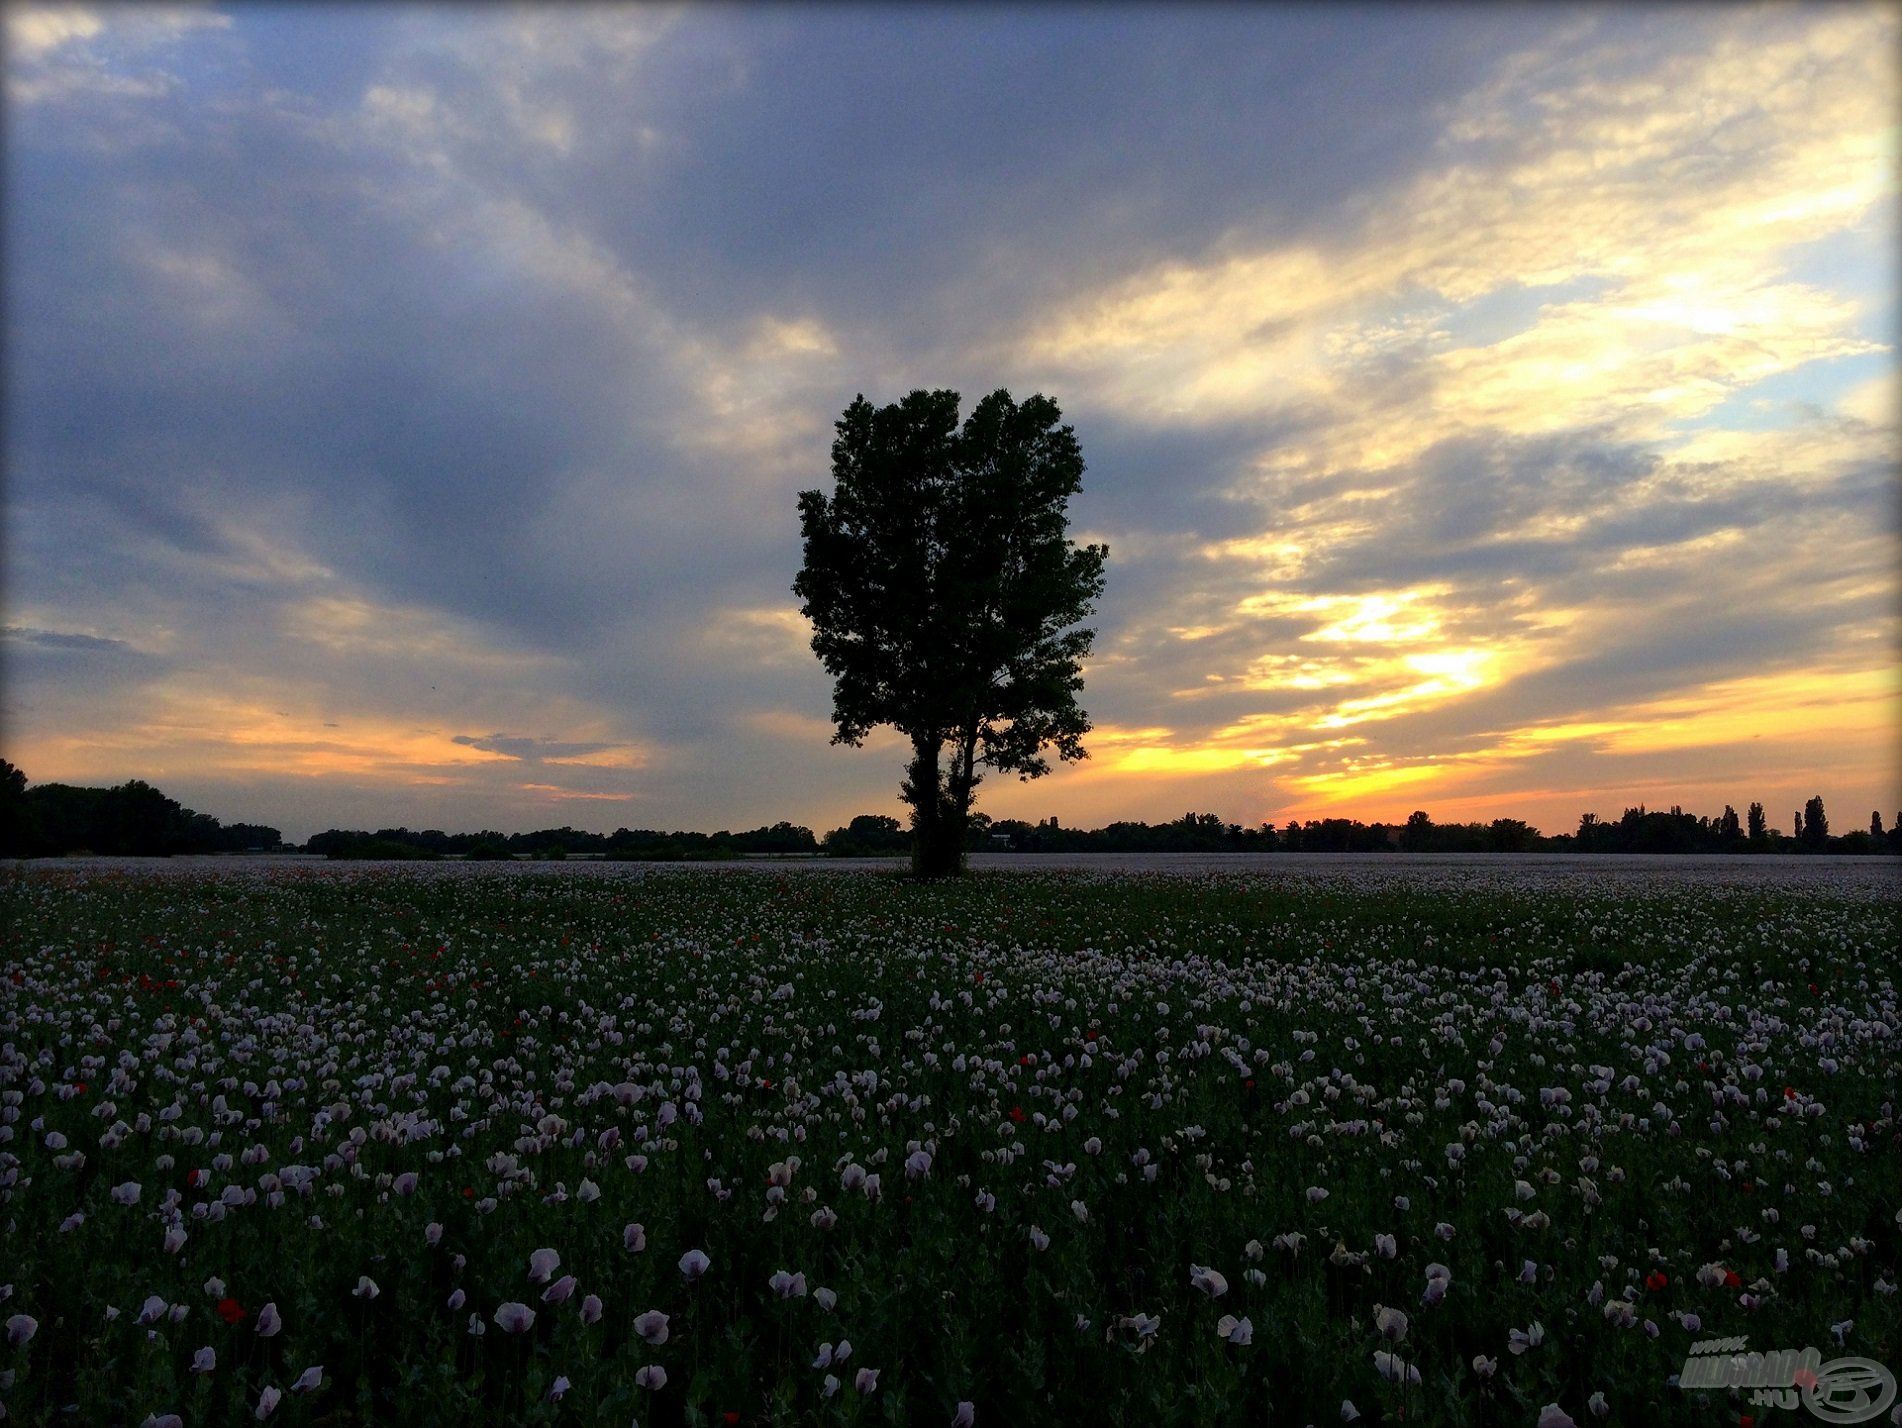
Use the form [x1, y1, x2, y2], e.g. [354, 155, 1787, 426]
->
[795, 389, 1107, 876]
[0, 761, 281, 857]
[821, 814, 909, 857]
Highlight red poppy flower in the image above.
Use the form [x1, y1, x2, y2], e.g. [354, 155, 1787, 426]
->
[216, 1297, 246, 1325]
[1724, 1270, 1742, 1289]
[1009, 1106, 1026, 1123]
[1784, 1087, 1797, 1100]
[1645, 1271, 1668, 1291]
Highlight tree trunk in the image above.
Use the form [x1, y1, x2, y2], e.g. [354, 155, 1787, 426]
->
[904, 735, 966, 878]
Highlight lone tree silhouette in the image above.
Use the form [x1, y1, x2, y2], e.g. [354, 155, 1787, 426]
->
[795, 389, 1107, 877]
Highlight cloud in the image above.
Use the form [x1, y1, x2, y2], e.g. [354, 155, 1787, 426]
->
[2, 624, 137, 654]
[3, 6, 1895, 839]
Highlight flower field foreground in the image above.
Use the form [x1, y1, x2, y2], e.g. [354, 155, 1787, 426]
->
[2, 861, 1898, 1426]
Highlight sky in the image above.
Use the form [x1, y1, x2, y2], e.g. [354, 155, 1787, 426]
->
[3, 2, 1898, 843]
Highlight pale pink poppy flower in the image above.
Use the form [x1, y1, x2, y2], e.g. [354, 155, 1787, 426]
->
[392, 1173, 418, 1196]
[623, 1224, 646, 1253]
[813, 1288, 837, 1311]
[1372, 1351, 1419, 1385]
[1216, 1314, 1253, 1346]
[633, 1310, 669, 1345]
[425, 1223, 443, 1247]
[254, 1385, 282, 1420]
[548, 1376, 571, 1401]
[163, 1226, 188, 1255]
[678, 1249, 710, 1282]
[952, 1402, 976, 1427]
[495, 1302, 536, 1334]
[1188, 1265, 1228, 1298]
[447, 1289, 466, 1312]
[1509, 1322, 1545, 1355]
[528, 1249, 561, 1285]
[577, 1179, 601, 1203]
[291, 1366, 324, 1393]
[769, 1270, 807, 1299]
[1028, 1226, 1050, 1252]
[1374, 1234, 1397, 1260]
[812, 1343, 836, 1368]
[841, 1164, 867, 1191]
[862, 1174, 881, 1202]
[904, 1150, 932, 1179]
[542, 1275, 578, 1306]
[821, 1374, 840, 1398]
[1375, 1306, 1409, 1342]
[467, 1314, 485, 1337]
[257, 1302, 282, 1337]
[191, 1346, 216, 1374]
[7, 1314, 37, 1346]
[353, 1276, 379, 1300]
[1537, 1407, 1578, 1428]
[855, 1368, 879, 1394]
[833, 1339, 853, 1363]
[112, 1182, 142, 1206]
[1306, 1186, 1328, 1204]
[581, 1294, 603, 1325]
[138, 1295, 168, 1326]
[1341, 1403, 1361, 1423]
[141, 1416, 184, 1428]
[634, 1365, 667, 1391]
[1587, 1392, 1609, 1418]
[1473, 1355, 1498, 1378]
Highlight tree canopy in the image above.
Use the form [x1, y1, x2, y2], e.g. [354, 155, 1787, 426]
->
[794, 388, 1107, 875]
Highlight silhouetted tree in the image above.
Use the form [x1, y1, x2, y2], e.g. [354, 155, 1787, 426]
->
[1801, 795, 1828, 850]
[823, 814, 909, 856]
[1718, 805, 1741, 843]
[1400, 810, 1434, 852]
[1873, 811, 1884, 839]
[1747, 802, 1767, 845]
[0, 758, 26, 857]
[795, 388, 1107, 877]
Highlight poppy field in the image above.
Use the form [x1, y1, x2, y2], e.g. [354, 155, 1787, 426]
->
[1, 860, 1898, 1426]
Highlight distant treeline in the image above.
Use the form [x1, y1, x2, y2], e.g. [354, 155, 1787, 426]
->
[988, 800, 1900, 855]
[0, 761, 283, 857]
[304, 821, 826, 862]
[4, 759, 1896, 858]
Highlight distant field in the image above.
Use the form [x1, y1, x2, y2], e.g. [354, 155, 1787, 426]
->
[2, 862, 1897, 1425]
